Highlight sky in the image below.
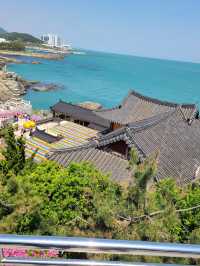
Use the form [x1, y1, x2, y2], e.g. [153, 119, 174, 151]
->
[1, 0, 200, 62]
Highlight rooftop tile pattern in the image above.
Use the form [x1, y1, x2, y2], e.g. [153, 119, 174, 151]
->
[95, 90, 197, 125]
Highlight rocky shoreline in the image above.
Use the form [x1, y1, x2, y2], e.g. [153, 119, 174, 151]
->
[31, 83, 63, 92]
[0, 68, 37, 102]
[0, 55, 42, 68]
[0, 55, 103, 111]
[0, 56, 23, 70]
[0, 55, 61, 102]
[0, 50, 65, 60]
[0, 45, 80, 105]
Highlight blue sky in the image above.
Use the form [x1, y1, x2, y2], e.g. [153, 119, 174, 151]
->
[1, 0, 200, 62]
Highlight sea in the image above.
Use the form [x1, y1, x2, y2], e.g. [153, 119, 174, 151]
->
[7, 50, 200, 110]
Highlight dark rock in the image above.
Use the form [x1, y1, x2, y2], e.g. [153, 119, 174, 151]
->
[31, 83, 63, 92]
[31, 61, 42, 64]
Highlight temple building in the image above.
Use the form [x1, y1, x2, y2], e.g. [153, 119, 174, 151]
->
[51, 100, 110, 131]
[48, 91, 200, 185]
[94, 90, 198, 129]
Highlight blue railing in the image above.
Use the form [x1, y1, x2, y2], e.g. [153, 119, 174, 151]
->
[0, 234, 200, 265]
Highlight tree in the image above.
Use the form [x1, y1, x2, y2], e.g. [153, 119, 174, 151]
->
[0, 134, 200, 264]
[0, 161, 121, 235]
[0, 32, 42, 44]
[2, 126, 26, 174]
[0, 40, 25, 51]
[128, 148, 157, 212]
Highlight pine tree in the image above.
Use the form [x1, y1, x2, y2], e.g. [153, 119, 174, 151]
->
[2, 126, 26, 174]
[128, 148, 157, 212]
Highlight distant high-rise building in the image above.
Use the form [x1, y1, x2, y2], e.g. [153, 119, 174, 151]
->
[41, 34, 63, 48]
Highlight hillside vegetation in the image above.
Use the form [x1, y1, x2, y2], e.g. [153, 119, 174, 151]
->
[0, 126, 200, 264]
[0, 32, 42, 44]
[0, 40, 25, 51]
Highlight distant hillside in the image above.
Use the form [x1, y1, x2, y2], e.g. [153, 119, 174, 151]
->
[0, 32, 42, 44]
[0, 27, 6, 34]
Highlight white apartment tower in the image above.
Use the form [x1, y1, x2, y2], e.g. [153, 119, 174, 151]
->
[41, 34, 63, 48]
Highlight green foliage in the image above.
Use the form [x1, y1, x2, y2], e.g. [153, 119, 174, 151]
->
[0, 40, 25, 51]
[0, 32, 42, 44]
[0, 160, 121, 235]
[125, 148, 200, 257]
[155, 178, 182, 211]
[176, 183, 200, 240]
[0, 135, 200, 264]
[128, 149, 157, 211]
[2, 126, 26, 174]
[129, 148, 139, 170]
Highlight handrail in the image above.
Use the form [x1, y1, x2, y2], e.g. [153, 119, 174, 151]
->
[0, 257, 188, 266]
[0, 234, 199, 265]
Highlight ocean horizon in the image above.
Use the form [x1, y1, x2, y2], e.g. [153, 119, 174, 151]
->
[7, 49, 200, 110]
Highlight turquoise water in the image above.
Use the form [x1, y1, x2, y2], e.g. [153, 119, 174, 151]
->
[7, 50, 200, 109]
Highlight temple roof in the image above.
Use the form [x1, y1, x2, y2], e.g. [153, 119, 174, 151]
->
[51, 100, 110, 130]
[47, 108, 200, 185]
[95, 90, 197, 125]
[94, 108, 200, 185]
[47, 146, 132, 183]
[32, 128, 63, 143]
[48, 91, 200, 185]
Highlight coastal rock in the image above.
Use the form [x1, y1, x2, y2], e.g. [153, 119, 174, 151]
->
[0, 56, 24, 65]
[0, 55, 51, 103]
[0, 56, 41, 66]
[19, 78, 39, 89]
[0, 79, 24, 101]
[31, 83, 62, 92]
[0, 81, 13, 101]
[0, 70, 26, 102]
[78, 101, 102, 110]
[31, 61, 41, 64]
[0, 50, 65, 60]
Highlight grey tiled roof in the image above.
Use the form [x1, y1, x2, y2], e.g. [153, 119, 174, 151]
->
[48, 108, 200, 185]
[48, 146, 132, 183]
[32, 128, 62, 143]
[95, 111, 174, 153]
[51, 100, 110, 130]
[155, 112, 200, 184]
[48, 91, 200, 185]
[95, 90, 197, 125]
[95, 108, 200, 185]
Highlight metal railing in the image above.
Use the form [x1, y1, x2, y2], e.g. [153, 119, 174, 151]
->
[0, 234, 200, 266]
